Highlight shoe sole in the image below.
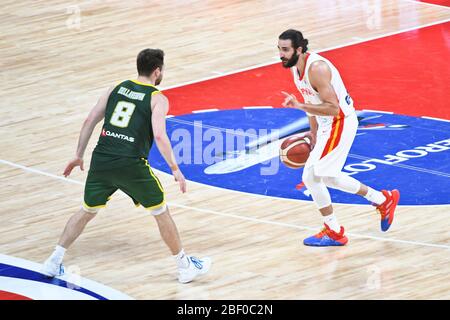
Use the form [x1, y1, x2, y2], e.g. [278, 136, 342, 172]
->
[303, 238, 348, 247]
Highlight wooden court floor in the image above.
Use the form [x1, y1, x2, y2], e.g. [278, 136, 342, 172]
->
[1, 0, 449, 299]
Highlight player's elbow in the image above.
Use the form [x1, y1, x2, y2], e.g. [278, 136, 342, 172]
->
[85, 111, 103, 126]
[83, 116, 97, 128]
[153, 131, 166, 142]
[330, 103, 340, 116]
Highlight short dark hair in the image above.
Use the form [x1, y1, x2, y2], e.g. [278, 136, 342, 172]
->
[279, 29, 309, 53]
[136, 48, 164, 77]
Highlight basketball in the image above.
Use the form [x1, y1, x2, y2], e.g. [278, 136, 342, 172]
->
[279, 135, 311, 169]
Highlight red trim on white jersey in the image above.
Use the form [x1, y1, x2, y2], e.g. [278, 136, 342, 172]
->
[298, 53, 311, 81]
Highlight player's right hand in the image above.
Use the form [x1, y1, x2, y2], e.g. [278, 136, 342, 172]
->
[172, 169, 187, 193]
[303, 131, 316, 150]
[281, 91, 301, 108]
[63, 157, 84, 177]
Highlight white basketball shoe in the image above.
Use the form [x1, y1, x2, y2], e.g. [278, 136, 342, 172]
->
[41, 257, 65, 277]
[178, 256, 211, 284]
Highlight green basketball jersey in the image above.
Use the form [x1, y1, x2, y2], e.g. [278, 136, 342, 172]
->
[90, 80, 160, 171]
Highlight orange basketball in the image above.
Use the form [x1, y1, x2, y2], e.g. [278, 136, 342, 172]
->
[279, 135, 311, 169]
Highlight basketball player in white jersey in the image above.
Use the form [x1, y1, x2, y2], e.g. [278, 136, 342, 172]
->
[277, 29, 400, 246]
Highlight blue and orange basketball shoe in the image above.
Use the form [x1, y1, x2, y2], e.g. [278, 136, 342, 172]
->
[303, 224, 348, 247]
[375, 189, 400, 232]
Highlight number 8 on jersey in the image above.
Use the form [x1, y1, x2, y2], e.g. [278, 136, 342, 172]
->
[110, 101, 136, 128]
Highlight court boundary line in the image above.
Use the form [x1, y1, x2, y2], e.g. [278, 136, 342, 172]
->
[160, 18, 450, 91]
[1, 158, 449, 251]
[401, 0, 450, 10]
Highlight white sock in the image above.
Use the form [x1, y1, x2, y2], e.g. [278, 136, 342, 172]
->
[323, 214, 340, 232]
[364, 187, 386, 205]
[50, 245, 66, 264]
[173, 249, 189, 269]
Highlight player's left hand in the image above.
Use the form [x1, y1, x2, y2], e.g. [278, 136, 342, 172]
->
[281, 91, 303, 109]
[63, 157, 84, 177]
[172, 169, 187, 193]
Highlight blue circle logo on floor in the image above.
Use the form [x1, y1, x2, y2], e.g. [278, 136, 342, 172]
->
[149, 108, 450, 206]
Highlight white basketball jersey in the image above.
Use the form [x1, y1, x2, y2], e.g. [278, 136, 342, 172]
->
[291, 52, 355, 133]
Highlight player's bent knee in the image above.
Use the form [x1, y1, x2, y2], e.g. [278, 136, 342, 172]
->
[323, 176, 339, 187]
[322, 173, 360, 194]
[147, 203, 167, 216]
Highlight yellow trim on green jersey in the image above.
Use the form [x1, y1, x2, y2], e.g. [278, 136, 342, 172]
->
[131, 79, 158, 89]
[83, 202, 106, 209]
[151, 90, 161, 96]
[143, 159, 165, 193]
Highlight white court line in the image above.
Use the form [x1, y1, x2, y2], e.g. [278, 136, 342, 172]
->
[362, 109, 394, 114]
[192, 109, 219, 113]
[160, 18, 450, 92]
[1, 158, 449, 250]
[173, 203, 450, 250]
[401, 0, 450, 10]
[421, 116, 450, 123]
[243, 106, 274, 109]
[0, 159, 83, 186]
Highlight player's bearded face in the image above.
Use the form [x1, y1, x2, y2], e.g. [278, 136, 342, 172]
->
[281, 50, 299, 68]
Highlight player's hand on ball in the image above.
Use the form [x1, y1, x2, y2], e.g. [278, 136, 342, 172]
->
[172, 169, 186, 193]
[303, 131, 316, 150]
[63, 157, 84, 177]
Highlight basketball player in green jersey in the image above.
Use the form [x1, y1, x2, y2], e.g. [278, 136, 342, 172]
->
[42, 49, 211, 284]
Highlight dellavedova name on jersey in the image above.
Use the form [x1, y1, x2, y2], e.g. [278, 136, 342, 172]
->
[117, 86, 146, 101]
[101, 128, 135, 142]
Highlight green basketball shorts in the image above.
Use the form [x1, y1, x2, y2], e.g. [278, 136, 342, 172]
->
[83, 157, 165, 214]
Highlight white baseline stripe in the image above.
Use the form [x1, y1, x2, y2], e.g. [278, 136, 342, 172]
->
[1, 159, 449, 250]
[160, 18, 450, 92]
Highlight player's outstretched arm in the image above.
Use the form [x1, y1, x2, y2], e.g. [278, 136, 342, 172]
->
[151, 92, 186, 193]
[63, 86, 112, 177]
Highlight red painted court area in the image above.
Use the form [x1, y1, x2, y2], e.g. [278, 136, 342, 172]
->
[165, 22, 450, 120]
[418, 0, 450, 6]
[0, 290, 32, 300]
